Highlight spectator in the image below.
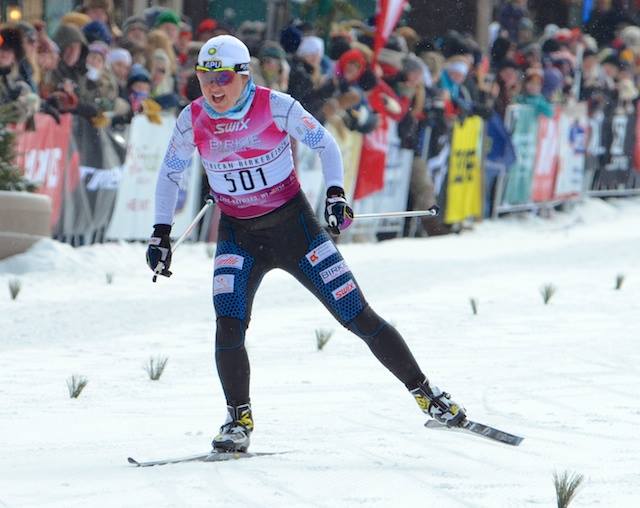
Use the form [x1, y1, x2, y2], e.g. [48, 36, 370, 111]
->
[287, 35, 333, 119]
[182, 41, 204, 101]
[498, 0, 529, 42]
[145, 29, 177, 79]
[14, 22, 39, 92]
[176, 22, 192, 66]
[126, 63, 151, 114]
[196, 18, 218, 42]
[237, 21, 266, 56]
[83, 20, 112, 45]
[107, 48, 132, 99]
[333, 48, 378, 133]
[148, 49, 179, 110]
[153, 9, 180, 46]
[77, 40, 126, 127]
[494, 59, 522, 117]
[0, 27, 40, 122]
[515, 67, 553, 116]
[36, 35, 60, 95]
[280, 25, 303, 55]
[541, 65, 564, 102]
[60, 12, 91, 31]
[250, 41, 289, 92]
[439, 55, 474, 118]
[44, 23, 87, 98]
[120, 16, 148, 65]
[82, 0, 112, 25]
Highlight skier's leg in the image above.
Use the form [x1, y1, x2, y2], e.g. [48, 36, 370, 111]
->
[211, 218, 271, 450]
[274, 194, 466, 426]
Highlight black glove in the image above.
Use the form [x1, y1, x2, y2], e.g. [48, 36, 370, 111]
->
[324, 186, 354, 235]
[146, 224, 172, 280]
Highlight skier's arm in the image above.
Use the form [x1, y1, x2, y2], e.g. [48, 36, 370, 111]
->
[269, 90, 344, 190]
[154, 105, 197, 226]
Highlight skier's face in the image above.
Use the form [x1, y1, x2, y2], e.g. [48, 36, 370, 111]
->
[197, 70, 248, 113]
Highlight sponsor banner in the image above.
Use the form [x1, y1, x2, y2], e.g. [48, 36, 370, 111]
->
[585, 109, 605, 189]
[332, 278, 357, 300]
[306, 240, 337, 267]
[444, 116, 484, 224]
[349, 120, 413, 238]
[635, 102, 640, 174]
[555, 102, 588, 198]
[531, 108, 560, 202]
[213, 274, 235, 295]
[319, 260, 350, 284]
[105, 114, 201, 240]
[594, 106, 636, 190]
[70, 116, 126, 241]
[15, 113, 74, 232]
[324, 123, 363, 202]
[215, 254, 244, 271]
[353, 120, 389, 199]
[502, 105, 538, 205]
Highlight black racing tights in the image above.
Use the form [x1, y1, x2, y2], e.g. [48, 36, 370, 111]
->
[213, 192, 425, 407]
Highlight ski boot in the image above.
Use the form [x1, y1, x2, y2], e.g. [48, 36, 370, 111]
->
[212, 403, 254, 452]
[410, 378, 466, 427]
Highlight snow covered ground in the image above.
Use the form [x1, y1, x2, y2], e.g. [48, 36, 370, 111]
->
[1, 197, 639, 508]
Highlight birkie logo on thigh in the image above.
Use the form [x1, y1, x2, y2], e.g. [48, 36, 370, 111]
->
[215, 254, 244, 270]
[305, 240, 337, 267]
[214, 274, 235, 295]
[319, 260, 349, 284]
[332, 279, 357, 300]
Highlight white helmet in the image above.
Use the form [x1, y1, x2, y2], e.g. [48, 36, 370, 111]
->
[197, 35, 251, 74]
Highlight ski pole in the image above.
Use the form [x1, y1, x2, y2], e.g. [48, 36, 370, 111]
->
[153, 199, 214, 283]
[354, 205, 440, 220]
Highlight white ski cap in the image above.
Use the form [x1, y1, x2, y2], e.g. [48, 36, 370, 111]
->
[196, 35, 251, 74]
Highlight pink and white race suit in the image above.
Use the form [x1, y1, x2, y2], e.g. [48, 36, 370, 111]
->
[154, 86, 344, 224]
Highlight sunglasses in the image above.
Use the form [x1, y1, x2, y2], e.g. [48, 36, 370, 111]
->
[195, 67, 236, 86]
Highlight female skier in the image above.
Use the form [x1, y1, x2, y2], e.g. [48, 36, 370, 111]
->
[146, 35, 465, 452]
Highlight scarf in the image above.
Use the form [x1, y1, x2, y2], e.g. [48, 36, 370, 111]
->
[203, 78, 256, 120]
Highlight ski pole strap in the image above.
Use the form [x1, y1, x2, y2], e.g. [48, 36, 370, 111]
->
[354, 205, 440, 220]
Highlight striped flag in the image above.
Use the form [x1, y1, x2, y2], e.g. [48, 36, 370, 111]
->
[373, 0, 409, 65]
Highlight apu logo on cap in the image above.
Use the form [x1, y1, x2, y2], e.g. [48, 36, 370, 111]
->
[202, 59, 222, 70]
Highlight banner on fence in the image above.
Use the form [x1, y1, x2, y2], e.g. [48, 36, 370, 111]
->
[594, 106, 636, 190]
[15, 113, 75, 232]
[531, 108, 560, 202]
[61, 116, 126, 242]
[105, 114, 201, 240]
[424, 121, 451, 197]
[444, 116, 483, 224]
[503, 105, 538, 205]
[350, 119, 413, 238]
[555, 102, 587, 197]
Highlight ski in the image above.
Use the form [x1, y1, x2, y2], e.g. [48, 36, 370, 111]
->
[425, 419, 524, 446]
[127, 450, 283, 467]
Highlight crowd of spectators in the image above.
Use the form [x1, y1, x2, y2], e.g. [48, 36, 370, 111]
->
[1, 0, 640, 234]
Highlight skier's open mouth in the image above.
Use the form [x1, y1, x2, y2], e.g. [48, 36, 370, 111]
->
[212, 94, 225, 104]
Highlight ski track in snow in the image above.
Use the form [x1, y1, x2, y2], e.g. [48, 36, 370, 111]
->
[1, 197, 639, 507]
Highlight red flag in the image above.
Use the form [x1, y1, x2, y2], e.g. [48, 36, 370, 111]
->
[354, 122, 390, 199]
[373, 0, 408, 65]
